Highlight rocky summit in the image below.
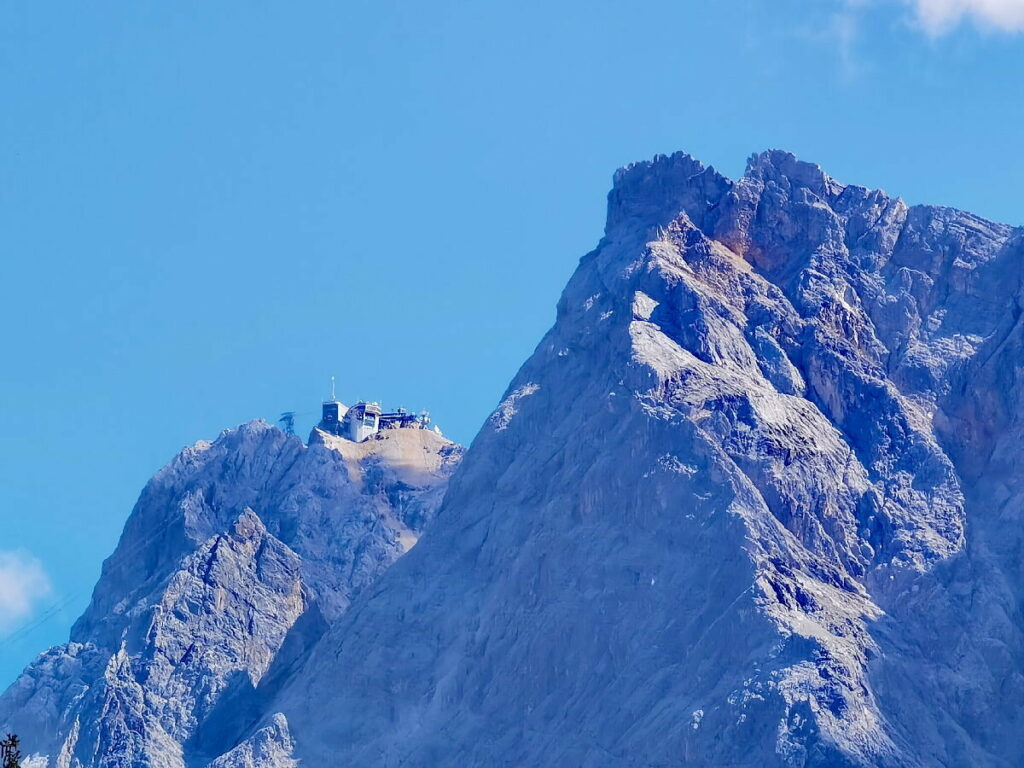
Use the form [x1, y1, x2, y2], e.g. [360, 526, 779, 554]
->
[4, 150, 1024, 767]
[0, 421, 461, 767]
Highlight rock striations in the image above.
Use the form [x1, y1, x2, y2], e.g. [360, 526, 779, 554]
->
[4, 150, 1023, 767]
[274, 151, 1023, 767]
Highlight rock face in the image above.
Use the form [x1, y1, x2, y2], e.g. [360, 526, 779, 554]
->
[266, 151, 1023, 767]
[205, 715, 296, 768]
[0, 421, 462, 767]
[5, 150, 1024, 767]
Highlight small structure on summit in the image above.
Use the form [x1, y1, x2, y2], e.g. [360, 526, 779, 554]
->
[318, 377, 436, 442]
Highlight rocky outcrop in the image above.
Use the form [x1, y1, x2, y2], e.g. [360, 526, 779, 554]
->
[0, 421, 461, 767]
[269, 151, 1023, 767]
[206, 715, 296, 768]
[7, 149, 1024, 767]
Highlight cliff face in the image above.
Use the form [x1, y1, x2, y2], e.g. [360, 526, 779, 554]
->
[0, 421, 461, 767]
[6, 150, 1024, 767]
[270, 151, 1023, 767]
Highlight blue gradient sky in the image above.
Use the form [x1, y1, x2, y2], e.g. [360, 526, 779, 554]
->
[2, 0, 1022, 687]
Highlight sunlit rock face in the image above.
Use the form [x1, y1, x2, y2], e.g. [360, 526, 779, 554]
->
[270, 151, 1023, 767]
[0, 421, 461, 768]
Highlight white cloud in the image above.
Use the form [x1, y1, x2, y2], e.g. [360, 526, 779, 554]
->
[0, 550, 52, 634]
[908, 0, 1024, 32]
[831, 0, 1024, 53]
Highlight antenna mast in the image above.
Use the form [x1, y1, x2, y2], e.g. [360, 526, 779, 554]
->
[330, 376, 336, 401]
[278, 412, 296, 435]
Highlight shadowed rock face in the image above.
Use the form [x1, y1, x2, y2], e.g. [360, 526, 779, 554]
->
[0, 421, 461, 768]
[267, 151, 1022, 767]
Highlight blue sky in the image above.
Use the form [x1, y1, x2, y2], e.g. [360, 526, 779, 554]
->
[1, 0, 1022, 687]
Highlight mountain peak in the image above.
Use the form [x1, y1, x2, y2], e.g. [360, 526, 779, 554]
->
[269, 149, 1024, 767]
[232, 508, 266, 540]
[604, 148, 849, 243]
[742, 149, 843, 201]
[1, 405, 463, 767]
[605, 151, 731, 236]
[7, 150, 1024, 768]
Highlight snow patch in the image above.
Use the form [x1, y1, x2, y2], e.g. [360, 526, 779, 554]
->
[632, 291, 659, 321]
[490, 384, 540, 432]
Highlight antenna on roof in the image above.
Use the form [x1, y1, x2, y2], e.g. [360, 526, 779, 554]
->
[330, 376, 336, 401]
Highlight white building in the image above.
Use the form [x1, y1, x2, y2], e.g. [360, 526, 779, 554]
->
[319, 397, 434, 442]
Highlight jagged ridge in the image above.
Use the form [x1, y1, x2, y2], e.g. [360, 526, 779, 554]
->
[269, 150, 1023, 767]
[5, 149, 1024, 768]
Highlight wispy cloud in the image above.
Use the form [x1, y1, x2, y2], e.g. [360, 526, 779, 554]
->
[855, 0, 1024, 33]
[831, 3, 864, 78]
[825, 0, 1024, 73]
[0, 550, 52, 635]
[908, 0, 1024, 33]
